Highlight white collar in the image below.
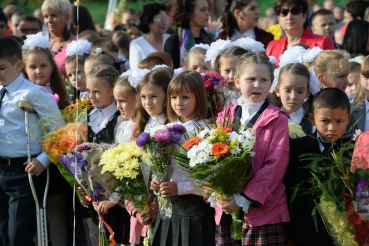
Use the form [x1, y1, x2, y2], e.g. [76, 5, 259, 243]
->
[316, 132, 325, 153]
[288, 106, 304, 125]
[145, 114, 165, 131]
[89, 102, 117, 119]
[240, 99, 265, 126]
[230, 28, 255, 41]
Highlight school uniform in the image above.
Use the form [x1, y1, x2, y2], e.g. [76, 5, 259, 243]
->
[352, 100, 369, 132]
[288, 106, 314, 134]
[0, 74, 63, 246]
[152, 119, 216, 246]
[284, 132, 345, 246]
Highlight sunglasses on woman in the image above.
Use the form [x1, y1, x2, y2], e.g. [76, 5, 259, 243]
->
[278, 6, 303, 17]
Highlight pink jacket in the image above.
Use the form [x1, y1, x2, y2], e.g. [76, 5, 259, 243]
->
[215, 103, 290, 227]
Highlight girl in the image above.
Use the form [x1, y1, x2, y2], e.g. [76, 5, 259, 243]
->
[213, 46, 248, 107]
[22, 33, 69, 109]
[86, 64, 131, 245]
[22, 32, 70, 246]
[151, 70, 215, 246]
[272, 63, 313, 134]
[184, 45, 212, 74]
[85, 48, 126, 76]
[346, 61, 361, 103]
[215, 52, 290, 245]
[352, 56, 369, 132]
[305, 50, 350, 92]
[65, 39, 91, 100]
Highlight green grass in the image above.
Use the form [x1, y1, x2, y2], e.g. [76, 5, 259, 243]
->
[18, 0, 349, 27]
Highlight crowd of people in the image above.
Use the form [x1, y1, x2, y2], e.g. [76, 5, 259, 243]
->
[0, 0, 369, 245]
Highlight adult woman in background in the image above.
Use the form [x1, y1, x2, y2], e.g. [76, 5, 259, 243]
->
[164, 0, 214, 69]
[217, 0, 274, 48]
[129, 3, 170, 69]
[72, 5, 96, 34]
[42, 0, 75, 76]
[341, 20, 369, 59]
[266, 0, 335, 65]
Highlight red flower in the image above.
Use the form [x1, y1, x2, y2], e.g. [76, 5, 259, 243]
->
[204, 80, 214, 90]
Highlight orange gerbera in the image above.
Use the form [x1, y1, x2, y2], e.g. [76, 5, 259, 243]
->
[222, 127, 231, 133]
[184, 136, 202, 149]
[211, 142, 229, 156]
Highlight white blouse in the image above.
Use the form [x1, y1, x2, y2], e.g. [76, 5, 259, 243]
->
[239, 98, 265, 126]
[288, 106, 304, 125]
[144, 114, 165, 132]
[88, 102, 117, 134]
[115, 120, 135, 144]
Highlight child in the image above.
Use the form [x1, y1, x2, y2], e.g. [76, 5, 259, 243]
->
[215, 52, 290, 245]
[138, 56, 166, 70]
[213, 46, 248, 107]
[91, 37, 120, 61]
[124, 22, 141, 40]
[352, 56, 369, 132]
[22, 32, 69, 109]
[65, 39, 91, 100]
[0, 36, 63, 246]
[0, 10, 8, 38]
[84, 48, 126, 75]
[346, 61, 361, 103]
[285, 88, 352, 245]
[22, 32, 71, 246]
[311, 9, 337, 48]
[112, 30, 131, 69]
[272, 63, 313, 134]
[86, 64, 131, 245]
[151, 70, 215, 246]
[306, 50, 350, 91]
[184, 45, 211, 74]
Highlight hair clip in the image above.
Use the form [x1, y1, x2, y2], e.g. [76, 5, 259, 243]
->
[95, 48, 103, 54]
[22, 32, 50, 50]
[66, 39, 92, 57]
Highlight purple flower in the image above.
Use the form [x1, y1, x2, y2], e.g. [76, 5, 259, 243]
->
[136, 132, 150, 147]
[210, 78, 219, 86]
[357, 197, 369, 213]
[355, 178, 369, 198]
[171, 131, 182, 143]
[154, 129, 172, 142]
[58, 154, 75, 176]
[172, 124, 186, 134]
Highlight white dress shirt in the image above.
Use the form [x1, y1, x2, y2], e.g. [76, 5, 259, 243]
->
[229, 28, 256, 41]
[44, 81, 52, 94]
[0, 74, 63, 167]
[238, 97, 265, 126]
[88, 102, 117, 134]
[115, 120, 135, 144]
[288, 106, 304, 125]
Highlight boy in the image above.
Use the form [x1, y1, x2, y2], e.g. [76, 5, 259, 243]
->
[285, 88, 352, 246]
[311, 9, 337, 48]
[0, 37, 62, 246]
[17, 16, 42, 35]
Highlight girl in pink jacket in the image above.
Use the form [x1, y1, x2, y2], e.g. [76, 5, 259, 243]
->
[215, 52, 290, 245]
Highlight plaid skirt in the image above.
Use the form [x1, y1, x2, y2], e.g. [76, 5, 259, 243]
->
[216, 213, 288, 246]
[242, 223, 288, 246]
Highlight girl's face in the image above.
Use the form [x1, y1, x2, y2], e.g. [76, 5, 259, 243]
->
[346, 71, 360, 95]
[219, 57, 238, 90]
[86, 77, 114, 109]
[320, 61, 349, 91]
[84, 59, 104, 76]
[113, 85, 136, 121]
[187, 54, 211, 74]
[171, 89, 197, 123]
[42, 8, 69, 35]
[236, 0, 260, 30]
[25, 52, 53, 87]
[140, 83, 166, 116]
[190, 0, 210, 29]
[360, 74, 369, 99]
[275, 73, 310, 114]
[235, 63, 271, 104]
[127, 26, 141, 40]
[65, 62, 86, 91]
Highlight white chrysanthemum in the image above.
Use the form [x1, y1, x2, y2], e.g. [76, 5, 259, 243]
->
[66, 39, 92, 57]
[198, 128, 211, 139]
[187, 146, 199, 159]
[149, 125, 167, 137]
[229, 131, 240, 142]
[230, 144, 241, 155]
[197, 151, 212, 164]
[22, 32, 50, 50]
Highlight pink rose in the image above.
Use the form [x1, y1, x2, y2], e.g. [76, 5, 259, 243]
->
[204, 80, 214, 90]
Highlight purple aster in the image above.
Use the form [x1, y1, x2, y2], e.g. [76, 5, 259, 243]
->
[172, 124, 186, 134]
[355, 178, 369, 198]
[136, 132, 150, 147]
[171, 131, 182, 143]
[154, 129, 172, 142]
[210, 78, 219, 85]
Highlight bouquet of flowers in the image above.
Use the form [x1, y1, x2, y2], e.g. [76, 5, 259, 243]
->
[201, 71, 226, 119]
[62, 98, 94, 124]
[173, 124, 255, 239]
[99, 142, 154, 244]
[288, 123, 306, 139]
[136, 124, 186, 220]
[59, 142, 116, 246]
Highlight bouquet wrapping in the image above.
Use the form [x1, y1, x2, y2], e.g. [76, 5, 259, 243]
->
[99, 142, 154, 244]
[136, 124, 186, 220]
[58, 142, 116, 246]
[173, 124, 255, 239]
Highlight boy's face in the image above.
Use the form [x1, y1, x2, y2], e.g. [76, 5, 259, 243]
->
[311, 14, 336, 39]
[309, 107, 352, 142]
[0, 59, 23, 86]
[0, 21, 7, 38]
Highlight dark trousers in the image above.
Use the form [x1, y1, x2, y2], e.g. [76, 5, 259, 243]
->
[0, 162, 46, 246]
